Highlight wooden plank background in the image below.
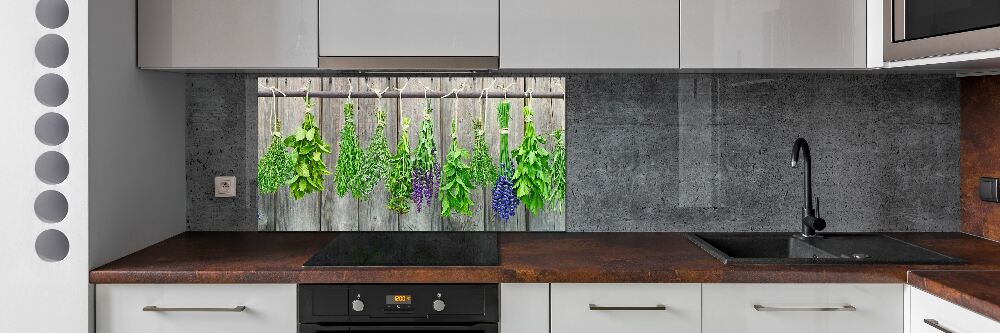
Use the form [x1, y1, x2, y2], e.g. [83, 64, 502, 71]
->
[256, 76, 565, 232]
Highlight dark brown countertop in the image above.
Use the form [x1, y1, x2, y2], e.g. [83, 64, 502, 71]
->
[908, 270, 1000, 322]
[91, 232, 1000, 285]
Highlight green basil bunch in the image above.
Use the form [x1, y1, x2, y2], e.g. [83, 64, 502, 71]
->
[512, 104, 551, 214]
[440, 120, 475, 217]
[283, 96, 331, 199]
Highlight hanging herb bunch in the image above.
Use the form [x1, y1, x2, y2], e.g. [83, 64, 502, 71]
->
[334, 100, 363, 198]
[548, 129, 566, 212]
[470, 119, 497, 188]
[356, 105, 391, 200]
[411, 100, 440, 212]
[386, 117, 414, 214]
[257, 91, 294, 194]
[512, 98, 551, 214]
[491, 100, 520, 222]
[283, 92, 332, 199]
[440, 118, 475, 217]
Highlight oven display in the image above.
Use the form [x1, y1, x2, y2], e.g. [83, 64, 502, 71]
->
[386, 294, 412, 304]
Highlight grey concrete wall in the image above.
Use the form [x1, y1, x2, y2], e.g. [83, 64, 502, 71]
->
[186, 74, 258, 231]
[186, 73, 961, 232]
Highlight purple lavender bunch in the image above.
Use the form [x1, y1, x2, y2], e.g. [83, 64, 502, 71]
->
[491, 163, 520, 222]
[411, 160, 441, 212]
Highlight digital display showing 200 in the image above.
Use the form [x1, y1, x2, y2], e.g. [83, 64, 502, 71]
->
[386, 294, 412, 304]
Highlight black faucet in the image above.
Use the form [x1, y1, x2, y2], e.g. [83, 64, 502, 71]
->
[791, 138, 826, 237]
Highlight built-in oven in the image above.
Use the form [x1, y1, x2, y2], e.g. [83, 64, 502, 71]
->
[299, 284, 498, 333]
[884, 0, 1000, 61]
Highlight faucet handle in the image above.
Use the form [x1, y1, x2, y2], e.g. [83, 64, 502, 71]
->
[815, 196, 820, 218]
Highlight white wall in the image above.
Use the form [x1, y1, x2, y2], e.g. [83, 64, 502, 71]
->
[88, 0, 187, 270]
[0, 0, 90, 331]
[0, 0, 185, 331]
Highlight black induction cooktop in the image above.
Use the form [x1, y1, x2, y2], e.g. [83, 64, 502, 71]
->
[303, 232, 500, 267]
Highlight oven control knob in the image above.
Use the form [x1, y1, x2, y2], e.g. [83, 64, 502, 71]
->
[351, 299, 365, 312]
[433, 299, 446, 312]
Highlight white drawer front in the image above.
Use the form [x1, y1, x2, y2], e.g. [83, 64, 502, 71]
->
[96, 284, 296, 333]
[703, 283, 903, 333]
[910, 287, 1000, 333]
[551, 283, 700, 333]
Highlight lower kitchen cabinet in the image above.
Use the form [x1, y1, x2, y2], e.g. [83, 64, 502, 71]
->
[96, 284, 296, 333]
[500, 284, 549, 333]
[551, 283, 701, 333]
[702, 284, 903, 333]
[910, 287, 1000, 333]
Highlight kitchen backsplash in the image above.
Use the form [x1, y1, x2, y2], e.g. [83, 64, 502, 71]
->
[187, 73, 960, 232]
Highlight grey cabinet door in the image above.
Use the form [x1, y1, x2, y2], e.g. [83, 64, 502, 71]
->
[500, 0, 680, 69]
[138, 0, 318, 69]
[319, 0, 499, 57]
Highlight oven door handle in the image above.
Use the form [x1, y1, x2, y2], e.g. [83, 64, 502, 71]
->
[347, 323, 498, 332]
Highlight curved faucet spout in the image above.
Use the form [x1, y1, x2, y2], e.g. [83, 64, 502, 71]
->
[791, 138, 824, 237]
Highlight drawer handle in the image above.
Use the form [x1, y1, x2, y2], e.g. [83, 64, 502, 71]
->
[753, 304, 856, 312]
[589, 304, 667, 311]
[923, 319, 955, 333]
[143, 306, 247, 312]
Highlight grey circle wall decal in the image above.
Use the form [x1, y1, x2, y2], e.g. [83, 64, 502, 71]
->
[35, 34, 69, 68]
[35, 229, 69, 262]
[35, 73, 69, 107]
[36, 0, 69, 29]
[35, 112, 69, 146]
[35, 151, 69, 185]
[34, 190, 68, 223]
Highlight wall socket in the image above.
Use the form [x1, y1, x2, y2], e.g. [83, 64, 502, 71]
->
[215, 176, 236, 198]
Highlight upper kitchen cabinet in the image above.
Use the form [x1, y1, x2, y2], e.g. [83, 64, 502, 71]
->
[138, 0, 318, 69]
[500, 0, 680, 69]
[318, 0, 500, 70]
[681, 0, 882, 69]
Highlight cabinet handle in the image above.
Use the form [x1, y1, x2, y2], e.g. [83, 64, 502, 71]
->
[923, 319, 955, 333]
[753, 304, 856, 312]
[589, 304, 667, 311]
[143, 306, 247, 312]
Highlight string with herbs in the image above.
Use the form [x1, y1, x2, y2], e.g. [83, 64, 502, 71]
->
[356, 85, 391, 200]
[512, 91, 551, 214]
[440, 88, 475, 217]
[387, 117, 414, 214]
[470, 95, 497, 188]
[334, 94, 363, 198]
[283, 88, 332, 199]
[411, 88, 440, 212]
[491, 96, 520, 222]
[257, 86, 294, 194]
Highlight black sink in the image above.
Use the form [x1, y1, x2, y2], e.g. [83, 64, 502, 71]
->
[686, 233, 965, 265]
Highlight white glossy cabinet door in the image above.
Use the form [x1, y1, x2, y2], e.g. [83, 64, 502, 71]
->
[96, 284, 297, 333]
[501, 284, 549, 333]
[138, 0, 318, 69]
[702, 284, 903, 333]
[319, 0, 499, 57]
[681, 0, 869, 68]
[501, 0, 680, 69]
[910, 287, 1000, 333]
[551, 283, 700, 333]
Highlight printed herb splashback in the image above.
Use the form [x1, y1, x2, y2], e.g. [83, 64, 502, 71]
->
[255, 77, 565, 232]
